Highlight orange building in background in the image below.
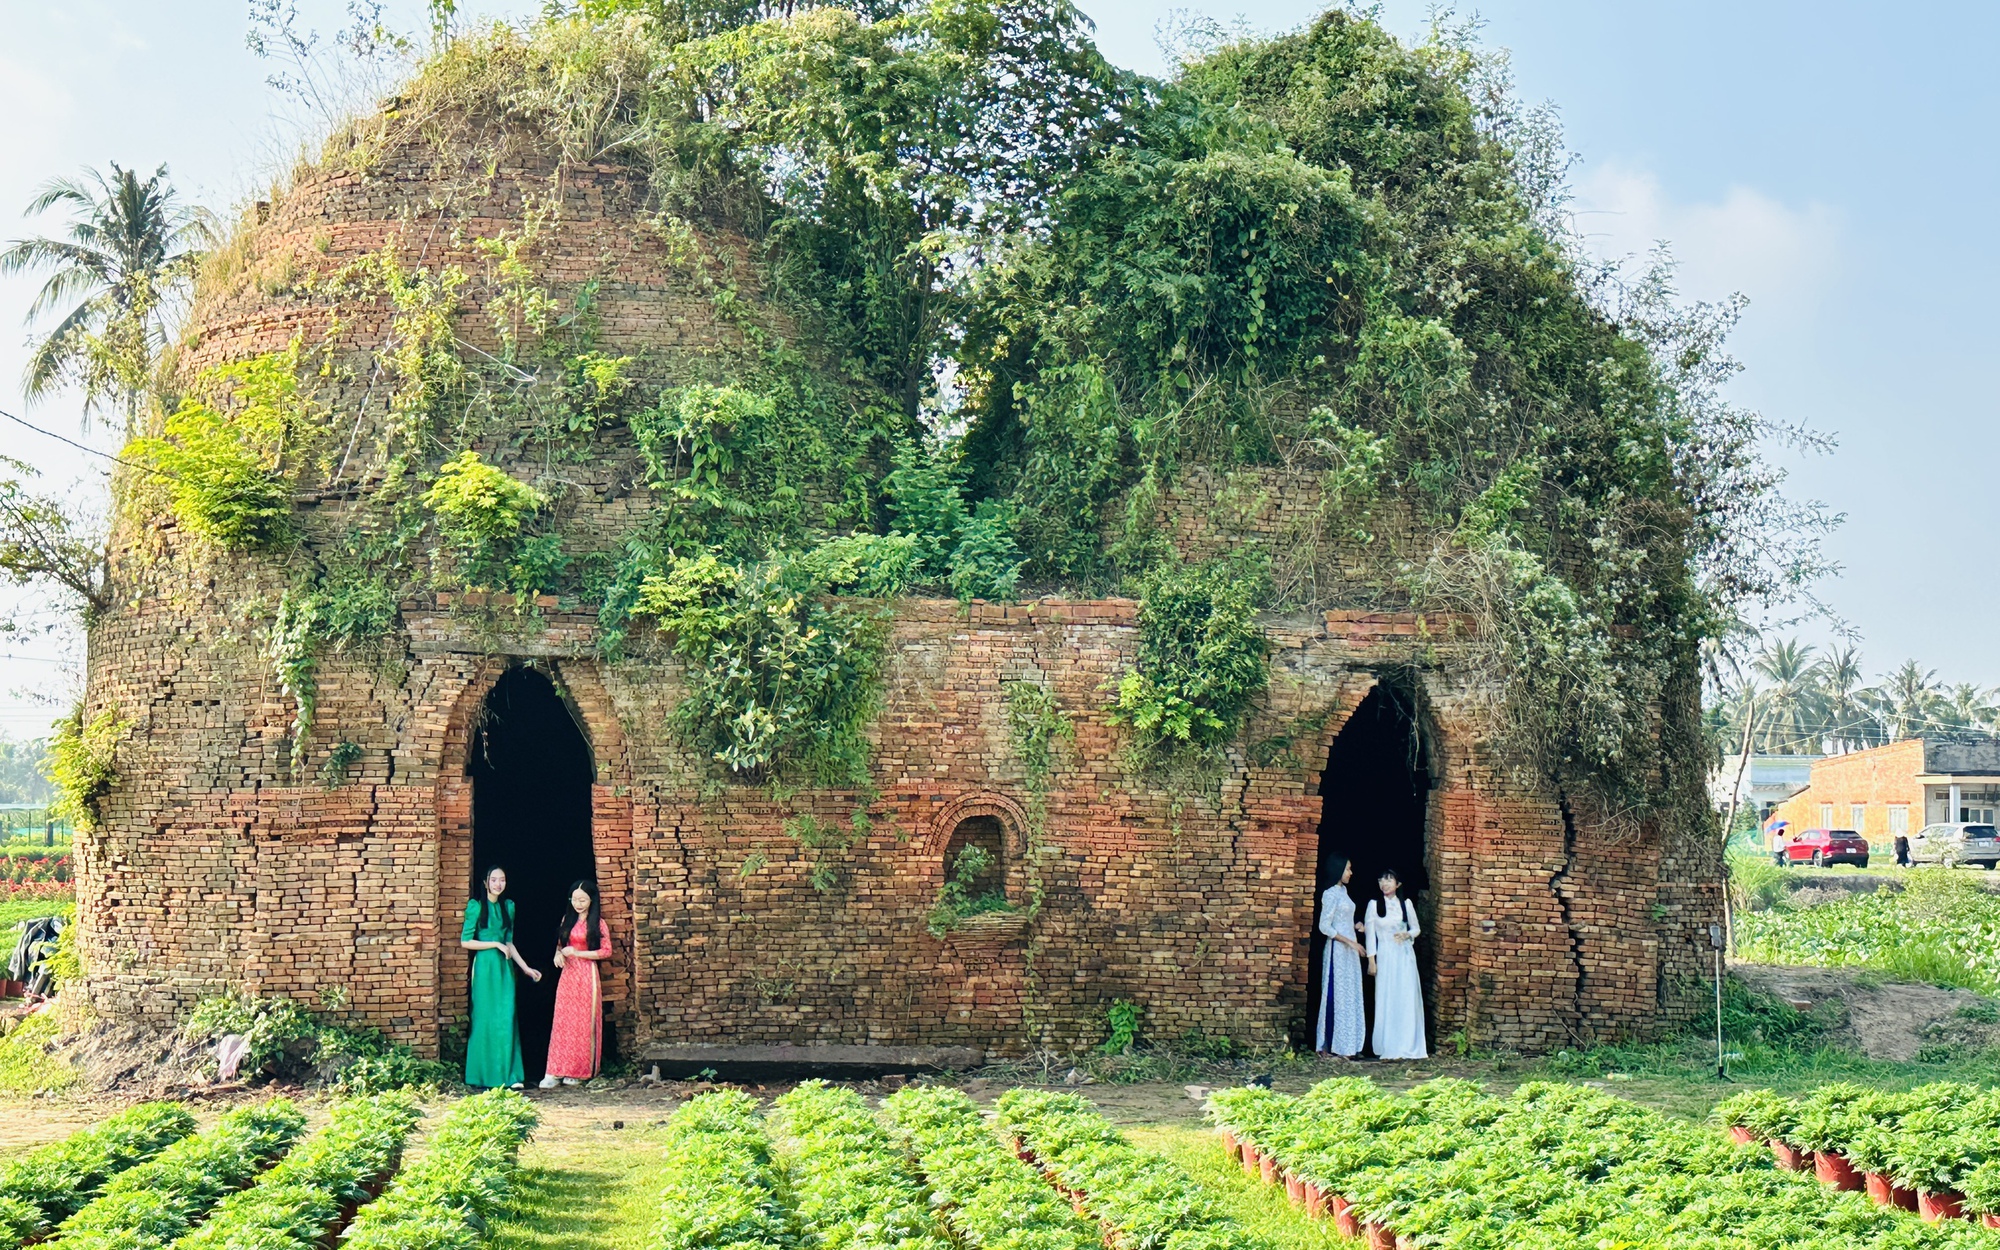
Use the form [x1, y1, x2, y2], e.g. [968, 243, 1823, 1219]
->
[1770, 739, 2000, 849]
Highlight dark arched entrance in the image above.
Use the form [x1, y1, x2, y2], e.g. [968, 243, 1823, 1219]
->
[470, 666, 595, 1083]
[1307, 680, 1433, 1047]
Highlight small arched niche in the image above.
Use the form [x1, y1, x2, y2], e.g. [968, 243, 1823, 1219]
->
[925, 794, 1031, 943]
[941, 815, 1009, 902]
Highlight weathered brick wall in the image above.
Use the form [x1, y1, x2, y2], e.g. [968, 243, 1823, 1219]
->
[79, 583, 1713, 1058]
[73, 107, 1718, 1059]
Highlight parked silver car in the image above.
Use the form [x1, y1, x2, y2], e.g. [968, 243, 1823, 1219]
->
[1909, 822, 2000, 868]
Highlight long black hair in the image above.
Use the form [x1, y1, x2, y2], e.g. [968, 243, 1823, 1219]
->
[474, 865, 512, 939]
[559, 879, 602, 952]
[1324, 855, 1350, 894]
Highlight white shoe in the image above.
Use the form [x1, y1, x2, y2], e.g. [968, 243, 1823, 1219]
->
[537, 1075, 560, 1089]
[563, 1077, 582, 1086]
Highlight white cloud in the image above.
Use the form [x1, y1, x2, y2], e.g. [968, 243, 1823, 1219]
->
[1569, 162, 1843, 317]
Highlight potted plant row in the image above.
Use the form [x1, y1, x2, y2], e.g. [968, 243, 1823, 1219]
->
[1716, 1081, 2000, 1223]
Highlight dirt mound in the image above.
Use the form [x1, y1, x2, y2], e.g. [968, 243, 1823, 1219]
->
[3, 999, 216, 1097]
[1732, 964, 1996, 1061]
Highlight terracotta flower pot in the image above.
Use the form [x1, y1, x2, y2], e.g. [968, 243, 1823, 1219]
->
[1285, 1173, 1305, 1206]
[1366, 1223, 1396, 1250]
[1919, 1190, 1966, 1222]
[1260, 1154, 1281, 1186]
[1770, 1140, 1810, 1171]
[1815, 1149, 1863, 1191]
[1220, 1129, 1240, 1160]
[1866, 1172, 1920, 1211]
[1241, 1145, 1262, 1179]
[1303, 1182, 1328, 1218]
[1727, 1125, 1757, 1145]
[1334, 1196, 1360, 1239]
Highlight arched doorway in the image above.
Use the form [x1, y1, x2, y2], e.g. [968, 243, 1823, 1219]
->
[469, 666, 595, 1082]
[1308, 680, 1433, 1047]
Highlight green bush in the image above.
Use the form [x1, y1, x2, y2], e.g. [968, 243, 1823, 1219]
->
[43, 705, 125, 832]
[995, 1088, 1254, 1250]
[882, 441, 1023, 600]
[650, 1089, 794, 1250]
[635, 549, 899, 783]
[1109, 561, 1268, 757]
[422, 450, 548, 584]
[0, 1102, 195, 1250]
[174, 1092, 420, 1250]
[340, 1089, 538, 1250]
[882, 1085, 1097, 1250]
[55, 1100, 306, 1250]
[925, 842, 1016, 937]
[181, 989, 452, 1091]
[772, 1081, 946, 1250]
[125, 351, 312, 550]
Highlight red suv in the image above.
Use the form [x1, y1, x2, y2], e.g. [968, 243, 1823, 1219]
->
[1774, 828, 1870, 868]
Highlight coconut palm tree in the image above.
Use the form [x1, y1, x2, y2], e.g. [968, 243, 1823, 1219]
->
[1871, 660, 1947, 743]
[1751, 637, 1823, 754]
[1942, 683, 1999, 737]
[0, 162, 213, 432]
[1818, 644, 1878, 752]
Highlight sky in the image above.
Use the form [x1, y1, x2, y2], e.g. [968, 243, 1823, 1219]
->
[0, 0, 1994, 739]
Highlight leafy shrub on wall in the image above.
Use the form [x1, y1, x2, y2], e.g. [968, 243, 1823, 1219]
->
[635, 541, 912, 783]
[882, 441, 1023, 600]
[44, 706, 127, 832]
[422, 450, 548, 586]
[125, 348, 318, 549]
[1110, 560, 1269, 757]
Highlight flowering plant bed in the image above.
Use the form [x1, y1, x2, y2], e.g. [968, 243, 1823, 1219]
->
[651, 1089, 796, 1250]
[1720, 1081, 2000, 1217]
[52, 1100, 306, 1250]
[173, 1091, 419, 1249]
[883, 1085, 1098, 1250]
[773, 1081, 950, 1250]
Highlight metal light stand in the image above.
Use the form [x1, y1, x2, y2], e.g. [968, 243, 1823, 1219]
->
[1710, 922, 1729, 1080]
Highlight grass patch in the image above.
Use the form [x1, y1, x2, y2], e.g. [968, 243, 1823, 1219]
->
[0, 898, 73, 931]
[1523, 978, 2000, 1121]
[1125, 1124, 1342, 1250]
[488, 1125, 668, 1250]
[0, 1010, 78, 1094]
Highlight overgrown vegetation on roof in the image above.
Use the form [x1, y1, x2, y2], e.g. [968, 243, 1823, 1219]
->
[54, 0, 1816, 807]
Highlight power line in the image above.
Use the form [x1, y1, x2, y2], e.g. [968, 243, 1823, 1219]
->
[0, 405, 175, 479]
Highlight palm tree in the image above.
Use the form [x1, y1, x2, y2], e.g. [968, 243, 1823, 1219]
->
[0, 162, 213, 432]
[1942, 683, 1999, 737]
[1752, 638, 1822, 754]
[1818, 645, 1877, 752]
[1872, 660, 1946, 743]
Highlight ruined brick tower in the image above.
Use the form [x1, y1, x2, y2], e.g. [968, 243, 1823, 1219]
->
[75, 54, 1723, 1072]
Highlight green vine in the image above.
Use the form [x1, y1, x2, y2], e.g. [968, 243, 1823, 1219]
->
[1003, 679, 1072, 1036]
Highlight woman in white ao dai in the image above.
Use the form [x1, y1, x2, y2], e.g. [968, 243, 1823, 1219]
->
[1365, 868, 1427, 1060]
[1314, 856, 1366, 1057]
